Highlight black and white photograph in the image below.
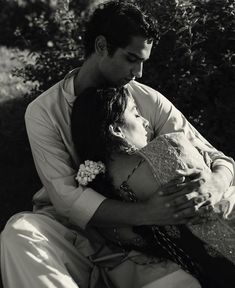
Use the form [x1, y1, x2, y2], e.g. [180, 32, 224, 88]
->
[0, 0, 235, 287]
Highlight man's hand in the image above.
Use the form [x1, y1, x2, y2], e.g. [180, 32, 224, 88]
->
[145, 166, 233, 226]
[91, 167, 232, 228]
[142, 169, 213, 226]
[176, 165, 233, 206]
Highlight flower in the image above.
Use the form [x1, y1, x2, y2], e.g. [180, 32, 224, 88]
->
[75, 160, 105, 186]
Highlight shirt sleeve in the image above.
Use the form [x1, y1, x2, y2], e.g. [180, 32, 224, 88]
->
[25, 104, 106, 229]
[153, 90, 235, 183]
[130, 81, 234, 184]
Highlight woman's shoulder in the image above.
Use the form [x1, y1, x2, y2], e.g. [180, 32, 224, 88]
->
[138, 132, 209, 186]
[137, 133, 183, 186]
[108, 153, 157, 201]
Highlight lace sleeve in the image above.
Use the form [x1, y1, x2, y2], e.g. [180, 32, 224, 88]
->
[137, 132, 235, 264]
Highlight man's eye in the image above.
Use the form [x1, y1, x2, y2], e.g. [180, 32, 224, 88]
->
[127, 57, 137, 63]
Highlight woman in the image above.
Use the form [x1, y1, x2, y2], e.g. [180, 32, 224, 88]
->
[71, 87, 235, 287]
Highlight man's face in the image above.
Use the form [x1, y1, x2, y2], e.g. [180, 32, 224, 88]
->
[99, 36, 153, 87]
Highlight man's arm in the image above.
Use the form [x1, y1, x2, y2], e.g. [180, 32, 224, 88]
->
[155, 93, 234, 206]
[163, 165, 234, 221]
[201, 164, 233, 204]
[130, 80, 234, 184]
[130, 81, 234, 214]
[25, 102, 106, 229]
[89, 173, 212, 227]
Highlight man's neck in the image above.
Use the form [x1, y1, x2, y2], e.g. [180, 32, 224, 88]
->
[74, 55, 106, 95]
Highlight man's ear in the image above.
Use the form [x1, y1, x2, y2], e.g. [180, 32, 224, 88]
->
[95, 35, 108, 56]
[109, 124, 125, 139]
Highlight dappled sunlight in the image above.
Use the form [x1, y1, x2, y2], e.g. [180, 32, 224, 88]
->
[26, 250, 49, 263]
[0, 46, 38, 103]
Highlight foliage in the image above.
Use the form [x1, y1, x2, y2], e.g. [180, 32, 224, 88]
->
[13, 0, 235, 158]
[16, 0, 235, 156]
[14, 0, 86, 94]
[0, 0, 58, 49]
[0, 46, 37, 102]
[0, 1, 87, 231]
[0, 47, 40, 231]
[135, 0, 235, 157]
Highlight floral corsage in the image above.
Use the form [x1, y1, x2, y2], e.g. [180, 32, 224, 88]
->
[75, 160, 106, 186]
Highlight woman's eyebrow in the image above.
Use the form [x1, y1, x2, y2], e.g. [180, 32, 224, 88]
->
[130, 104, 138, 111]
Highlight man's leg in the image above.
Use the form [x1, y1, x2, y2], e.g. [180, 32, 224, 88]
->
[1, 212, 202, 288]
[1, 212, 98, 288]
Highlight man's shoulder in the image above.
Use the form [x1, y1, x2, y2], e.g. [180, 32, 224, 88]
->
[127, 80, 163, 100]
[25, 80, 64, 120]
[127, 80, 170, 108]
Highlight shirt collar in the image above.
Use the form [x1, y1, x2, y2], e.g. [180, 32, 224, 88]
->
[61, 67, 80, 106]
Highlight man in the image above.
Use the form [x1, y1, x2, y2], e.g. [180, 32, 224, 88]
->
[1, 1, 234, 287]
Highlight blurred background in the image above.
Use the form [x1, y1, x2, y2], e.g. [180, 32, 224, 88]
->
[0, 0, 234, 233]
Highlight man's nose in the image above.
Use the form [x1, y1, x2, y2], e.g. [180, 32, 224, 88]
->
[132, 62, 143, 78]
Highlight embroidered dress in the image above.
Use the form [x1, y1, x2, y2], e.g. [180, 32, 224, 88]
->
[108, 132, 235, 287]
[137, 132, 235, 264]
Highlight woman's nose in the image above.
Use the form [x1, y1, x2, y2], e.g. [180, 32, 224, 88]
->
[142, 117, 149, 128]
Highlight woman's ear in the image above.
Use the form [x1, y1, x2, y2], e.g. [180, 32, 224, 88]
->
[95, 35, 108, 56]
[109, 124, 125, 139]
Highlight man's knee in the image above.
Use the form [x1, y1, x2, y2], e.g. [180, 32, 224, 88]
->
[1, 212, 43, 248]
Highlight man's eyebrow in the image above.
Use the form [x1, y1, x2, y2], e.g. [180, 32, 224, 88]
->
[127, 52, 148, 61]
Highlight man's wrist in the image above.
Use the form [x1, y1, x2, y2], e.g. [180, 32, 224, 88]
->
[131, 201, 149, 226]
[211, 165, 233, 201]
[89, 198, 147, 227]
[212, 165, 233, 188]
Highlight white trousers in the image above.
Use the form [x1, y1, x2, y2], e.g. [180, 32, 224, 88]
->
[0, 212, 201, 288]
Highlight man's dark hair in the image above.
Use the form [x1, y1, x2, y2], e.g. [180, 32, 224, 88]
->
[83, 0, 158, 58]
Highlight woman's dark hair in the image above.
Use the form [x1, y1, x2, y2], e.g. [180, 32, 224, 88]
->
[83, 0, 159, 58]
[71, 86, 128, 196]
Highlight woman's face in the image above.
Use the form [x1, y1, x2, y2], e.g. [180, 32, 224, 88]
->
[120, 96, 149, 149]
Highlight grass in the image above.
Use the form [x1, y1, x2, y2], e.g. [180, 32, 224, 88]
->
[0, 46, 41, 231]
